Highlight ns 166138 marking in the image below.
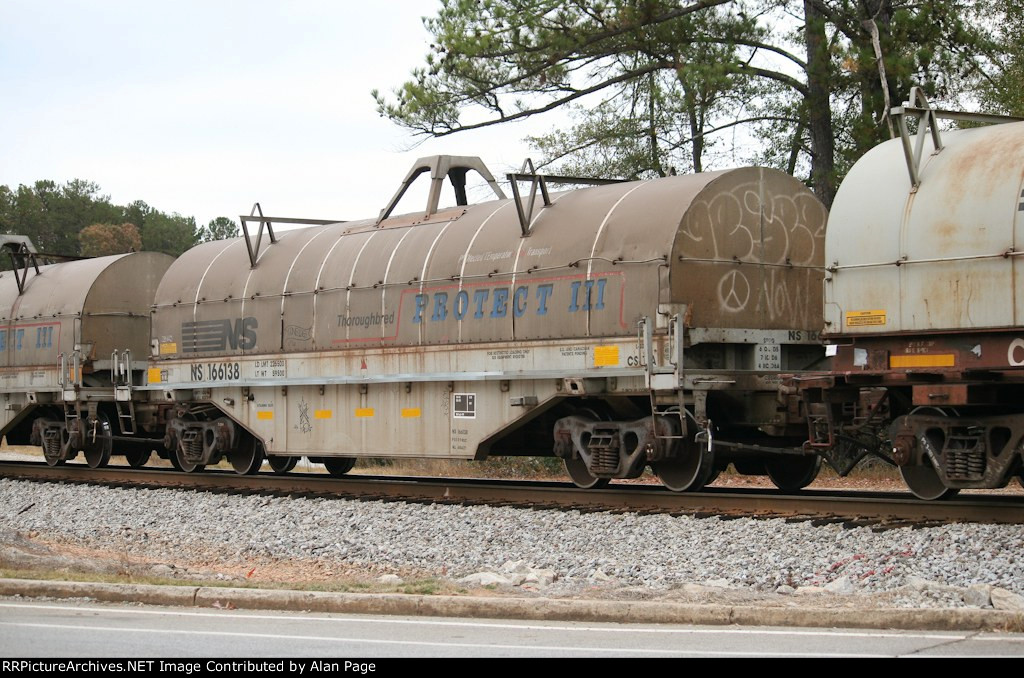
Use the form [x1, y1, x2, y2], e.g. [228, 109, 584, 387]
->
[191, 362, 240, 381]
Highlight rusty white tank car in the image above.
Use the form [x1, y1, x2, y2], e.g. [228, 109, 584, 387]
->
[796, 88, 1024, 499]
[144, 156, 828, 490]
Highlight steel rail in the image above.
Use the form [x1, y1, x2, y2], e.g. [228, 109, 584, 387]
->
[1, 461, 1021, 526]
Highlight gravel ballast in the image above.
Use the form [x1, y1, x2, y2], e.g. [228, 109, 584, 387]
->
[2, 477, 1023, 610]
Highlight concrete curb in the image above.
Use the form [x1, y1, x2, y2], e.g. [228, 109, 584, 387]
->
[2, 578, 1021, 632]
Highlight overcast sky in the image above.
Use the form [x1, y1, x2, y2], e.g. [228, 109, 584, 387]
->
[0, 1, 554, 228]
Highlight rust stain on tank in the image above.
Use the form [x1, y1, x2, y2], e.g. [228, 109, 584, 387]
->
[943, 127, 1024, 203]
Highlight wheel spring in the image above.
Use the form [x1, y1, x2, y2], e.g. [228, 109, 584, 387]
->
[586, 430, 621, 475]
[42, 431, 61, 459]
[945, 434, 986, 480]
[180, 429, 205, 463]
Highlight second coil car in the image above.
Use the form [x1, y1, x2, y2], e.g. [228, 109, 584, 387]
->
[143, 156, 829, 490]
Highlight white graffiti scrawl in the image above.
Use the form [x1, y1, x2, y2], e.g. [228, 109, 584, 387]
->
[717, 269, 751, 313]
[679, 172, 827, 329]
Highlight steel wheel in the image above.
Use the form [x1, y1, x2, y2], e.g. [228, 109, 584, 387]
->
[174, 446, 205, 473]
[168, 450, 183, 471]
[42, 438, 64, 467]
[563, 456, 610, 489]
[125, 449, 151, 468]
[765, 455, 821, 491]
[652, 442, 715, 492]
[323, 457, 357, 477]
[652, 413, 715, 492]
[83, 413, 113, 469]
[900, 407, 959, 500]
[732, 460, 767, 475]
[900, 462, 959, 501]
[268, 455, 298, 474]
[229, 437, 263, 475]
[39, 422, 64, 466]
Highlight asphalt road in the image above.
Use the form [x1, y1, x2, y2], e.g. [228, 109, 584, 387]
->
[2, 600, 1024, 658]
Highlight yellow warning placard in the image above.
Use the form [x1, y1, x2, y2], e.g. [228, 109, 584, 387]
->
[401, 408, 421, 418]
[355, 408, 375, 418]
[256, 411, 274, 420]
[147, 368, 163, 384]
[845, 310, 887, 327]
[314, 409, 333, 419]
[159, 342, 177, 355]
[593, 345, 620, 366]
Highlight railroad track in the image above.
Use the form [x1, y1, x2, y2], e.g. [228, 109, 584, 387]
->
[1, 460, 1022, 527]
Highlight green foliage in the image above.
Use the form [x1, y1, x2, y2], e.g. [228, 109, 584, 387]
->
[374, 0, 758, 140]
[122, 200, 153, 234]
[140, 211, 199, 256]
[199, 216, 240, 242]
[377, 0, 995, 206]
[0, 181, 201, 258]
[78, 223, 143, 257]
[400, 580, 441, 595]
[817, 0, 986, 171]
[0, 180, 121, 254]
[970, 0, 1024, 116]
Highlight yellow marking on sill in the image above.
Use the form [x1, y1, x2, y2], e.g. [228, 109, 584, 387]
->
[890, 354, 955, 368]
[593, 345, 620, 366]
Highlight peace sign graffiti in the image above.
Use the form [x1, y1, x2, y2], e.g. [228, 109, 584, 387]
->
[717, 270, 751, 313]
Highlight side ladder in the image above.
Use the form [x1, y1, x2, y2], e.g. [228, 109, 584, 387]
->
[58, 349, 82, 432]
[639, 315, 689, 439]
[112, 349, 136, 435]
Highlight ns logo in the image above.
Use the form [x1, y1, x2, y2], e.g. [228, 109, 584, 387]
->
[181, 317, 258, 353]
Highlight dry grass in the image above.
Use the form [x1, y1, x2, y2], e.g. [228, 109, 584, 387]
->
[0, 564, 452, 595]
